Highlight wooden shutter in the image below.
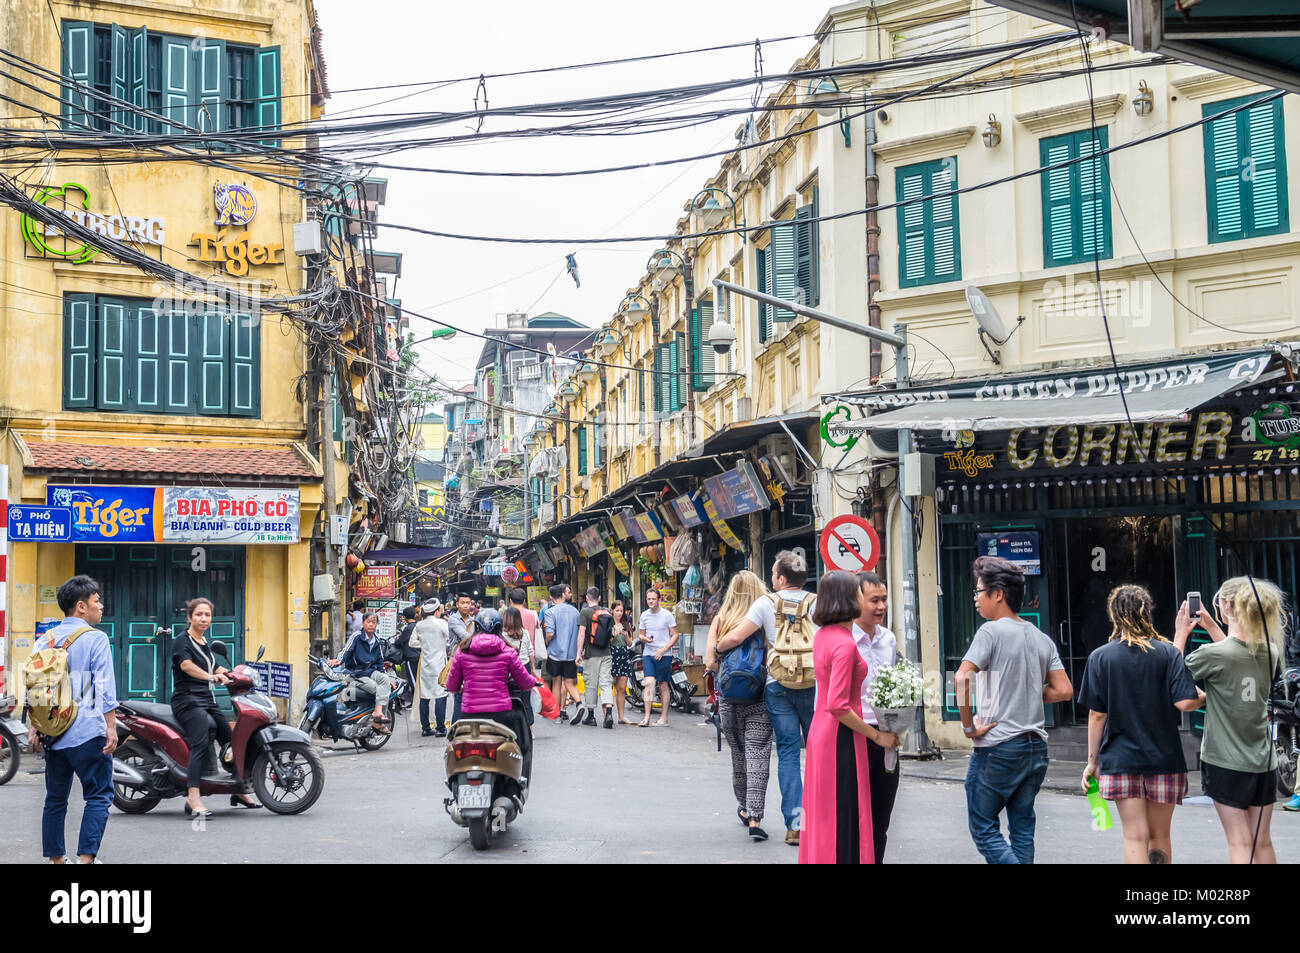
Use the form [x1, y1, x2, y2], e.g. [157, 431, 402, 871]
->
[98, 297, 130, 411]
[196, 38, 227, 133]
[795, 204, 814, 307]
[757, 247, 771, 343]
[63, 293, 96, 409]
[1246, 98, 1287, 233]
[133, 302, 163, 412]
[162, 35, 193, 133]
[165, 309, 195, 413]
[671, 334, 686, 411]
[61, 22, 94, 128]
[254, 46, 282, 146]
[110, 25, 130, 132]
[897, 165, 929, 285]
[931, 160, 960, 280]
[198, 312, 229, 414]
[1041, 136, 1076, 266]
[810, 185, 820, 304]
[593, 418, 602, 469]
[230, 312, 259, 417]
[577, 426, 588, 475]
[692, 300, 715, 391]
[129, 27, 149, 132]
[771, 221, 797, 322]
[1206, 95, 1289, 241]
[657, 343, 672, 414]
[1078, 132, 1108, 258]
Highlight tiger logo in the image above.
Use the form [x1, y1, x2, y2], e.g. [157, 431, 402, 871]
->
[213, 183, 257, 226]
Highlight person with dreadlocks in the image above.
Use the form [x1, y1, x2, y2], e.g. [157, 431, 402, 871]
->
[1174, 577, 1287, 864]
[1079, 585, 1204, 864]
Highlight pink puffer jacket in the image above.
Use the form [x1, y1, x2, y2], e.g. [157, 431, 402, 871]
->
[445, 633, 538, 713]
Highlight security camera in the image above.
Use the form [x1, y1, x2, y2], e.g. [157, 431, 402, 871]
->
[708, 319, 737, 355]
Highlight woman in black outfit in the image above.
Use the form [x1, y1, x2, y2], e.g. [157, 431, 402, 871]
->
[170, 597, 261, 817]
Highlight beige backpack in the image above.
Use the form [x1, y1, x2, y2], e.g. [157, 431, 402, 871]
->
[24, 626, 94, 738]
[766, 593, 817, 690]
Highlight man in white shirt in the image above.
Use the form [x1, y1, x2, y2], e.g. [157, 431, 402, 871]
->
[715, 550, 816, 847]
[851, 571, 900, 863]
[635, 588, 679, 726]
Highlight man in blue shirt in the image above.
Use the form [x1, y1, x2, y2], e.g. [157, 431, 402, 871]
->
[543, 583, 583, 721]
[28, 575, 118, 864]
[328, 612, 392, 733]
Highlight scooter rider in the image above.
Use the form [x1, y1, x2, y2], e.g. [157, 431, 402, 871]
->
[328, 612, 392, 734]
[445, 609, 540, 780]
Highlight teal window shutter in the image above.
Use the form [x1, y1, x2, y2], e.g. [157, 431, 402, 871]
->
[638, 368, 645, 413]
[811, 185, 820, 304]
[795, 204, 814, 307]
[770, 221, 798, 321]
[670, 335, 684, 411]
[61, 22, 94, 128]
[229, 312, 260, 417]
[577, 426, 588, 475]
[63, 293, 96, 409]
[129, 27, 149, 132]
[110, 25, 130, 132]
[692, 300, 715, 391]
[896, 158, 961, 287]
[593, 417, 602, 469]
[133, 302, 162, 411]
[254, 46, 281, 146]
[98, 298, 130, 411]
[1204, 94, 1288, 242]
[162, 35, 193, 133]
[757, 247, 771, 343]
[1040, 128, 1111, 267]
[165, 308, 195, 413]
[198, 312, 229, 414]
[196, 38, 227, 133]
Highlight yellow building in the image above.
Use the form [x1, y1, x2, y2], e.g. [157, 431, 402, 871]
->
[0, 0, 330, 717]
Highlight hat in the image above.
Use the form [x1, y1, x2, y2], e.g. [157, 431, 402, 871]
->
[423, 599, 441, 614]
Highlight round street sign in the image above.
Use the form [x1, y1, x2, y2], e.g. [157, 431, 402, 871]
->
[819, 515, 881, 572]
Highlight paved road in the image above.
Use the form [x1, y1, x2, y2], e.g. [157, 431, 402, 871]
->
[3, 709, 1297, 863]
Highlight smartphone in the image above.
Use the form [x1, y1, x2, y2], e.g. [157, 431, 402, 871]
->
[1187, 591, 1202, 616]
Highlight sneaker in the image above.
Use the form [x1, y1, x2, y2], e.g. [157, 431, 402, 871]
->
[569, 707, 585, 727]
[421, 728, 435, 737]
[583, 712, 597, 727]
[784, 830, 800, 847]
[434, 727, 447, 738]
[603, 709, 614, 729]
[1284, 794, 1300, 812]
[46, 856, 67, 864]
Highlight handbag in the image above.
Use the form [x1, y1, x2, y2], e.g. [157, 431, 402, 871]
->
[438, 654, 454, 689]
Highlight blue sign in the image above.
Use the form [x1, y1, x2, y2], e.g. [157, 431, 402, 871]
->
[669, 493, 707, 529]
[976, 531, 1041, 575]
[703, 460, 770, 521]
[46, 485, 159, 542]
[8, 505, 73, 541]
[244, 661, 292, 699]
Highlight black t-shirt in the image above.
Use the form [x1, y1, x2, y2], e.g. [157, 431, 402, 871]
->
[171, 633, 218, 704]
[579, 604, 611, 657]
[1077, 639, 1198, 773]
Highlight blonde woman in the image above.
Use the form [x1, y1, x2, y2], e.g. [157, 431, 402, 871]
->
[705, 570, 773, 841]
[1174, 576, 1287, 864]
[1079, 586, 1203, 864]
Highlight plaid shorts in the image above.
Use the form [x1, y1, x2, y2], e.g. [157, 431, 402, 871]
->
[1100, 772, 1189, 804]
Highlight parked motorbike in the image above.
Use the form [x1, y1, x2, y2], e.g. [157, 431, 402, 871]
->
[112, 642, 325, 815]
[443, 694, 531, 850]
[0, 694, 29, 786]
[1270, 665, 1300, 796]
[299, 654, 404, 751]
[626, 652, 697, 714]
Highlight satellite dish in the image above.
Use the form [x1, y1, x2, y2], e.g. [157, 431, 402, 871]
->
[965, 286, 1024, 365]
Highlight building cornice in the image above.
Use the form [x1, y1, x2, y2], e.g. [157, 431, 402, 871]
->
[872, 125, 975, 163]
[1014, 94, 1126, 135]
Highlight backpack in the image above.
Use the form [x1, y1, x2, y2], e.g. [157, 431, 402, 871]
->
[767, 593, 817, 690]
[718, 633, 766, 703]
[588, 608, 615, 650]
[24, 626, 94, 739]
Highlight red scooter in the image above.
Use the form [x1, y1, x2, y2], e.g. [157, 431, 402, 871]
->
[111, 641, 325, 815]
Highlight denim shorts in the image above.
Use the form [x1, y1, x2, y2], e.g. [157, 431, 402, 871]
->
[641, 654, 672, 682]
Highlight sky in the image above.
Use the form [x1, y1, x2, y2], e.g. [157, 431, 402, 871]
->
[314, 0, 828, 390]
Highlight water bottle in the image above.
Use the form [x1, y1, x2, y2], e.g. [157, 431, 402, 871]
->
[1086, 776, 1113, 831]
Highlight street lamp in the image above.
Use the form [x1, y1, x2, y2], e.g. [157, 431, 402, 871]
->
[807, 76, 852, 148]
[596, 326, 631, 361]
[619, 292, 650, 321]
[690, 187, 745, 242]
[647, 247, 685, 284]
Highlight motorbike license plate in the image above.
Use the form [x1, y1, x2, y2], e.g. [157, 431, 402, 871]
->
[457, 782, 492, 810]
[671, 671, 688, 687]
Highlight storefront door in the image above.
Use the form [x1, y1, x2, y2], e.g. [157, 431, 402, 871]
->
[76, 544, 245, 703]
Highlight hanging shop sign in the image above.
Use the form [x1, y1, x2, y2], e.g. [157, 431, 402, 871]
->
[626, 511, 664, 544]
[46, 485, 299, 544]
[702, 497, 746, 550]
[575, 525, 606, 558]
[610, 510, 633, 541]
[703, 460, 770, 520]
[599, 527, 630, 574]
[186, 184, 281, 277]
[533, 543, 556, 572]
[355, 566, 397, 601]
[977, 531, 1041, 575]
[669, 493, 707, 528]
[922, 393, 1300, 482]
[21, 183, 166, 266]
[527, 586, 549, 611]
[212, 183, 258, 226]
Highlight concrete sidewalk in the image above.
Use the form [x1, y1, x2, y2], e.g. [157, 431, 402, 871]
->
[902, 751, 1202, 796]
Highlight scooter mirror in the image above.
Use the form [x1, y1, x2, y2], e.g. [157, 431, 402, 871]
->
[212, 641, 230, 659]
[256, 644, 266, 662]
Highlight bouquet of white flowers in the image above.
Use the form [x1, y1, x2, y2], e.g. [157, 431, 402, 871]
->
[866, 659, 927, 773]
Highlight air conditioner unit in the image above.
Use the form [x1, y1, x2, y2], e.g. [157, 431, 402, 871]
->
[581, 475, 591, 492]
[559, 497, 571, 519]
[759, 434, 798, 478]
[865, 427, 899, 460]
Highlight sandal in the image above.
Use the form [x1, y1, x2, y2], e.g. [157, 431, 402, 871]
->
[637, 719, 650, 727]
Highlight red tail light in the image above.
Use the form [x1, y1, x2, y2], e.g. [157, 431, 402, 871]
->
[452, 741, 500, 760]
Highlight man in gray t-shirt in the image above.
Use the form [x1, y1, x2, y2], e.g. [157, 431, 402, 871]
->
[955, 556, 1073, 865]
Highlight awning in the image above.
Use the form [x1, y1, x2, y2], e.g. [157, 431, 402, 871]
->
[828, 349, 1279, 433]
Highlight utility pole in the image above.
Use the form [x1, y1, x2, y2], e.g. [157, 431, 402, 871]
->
[316, 358, 344, 655]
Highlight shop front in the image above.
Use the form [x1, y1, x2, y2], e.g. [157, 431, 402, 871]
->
[832, 347, 1298, 752]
